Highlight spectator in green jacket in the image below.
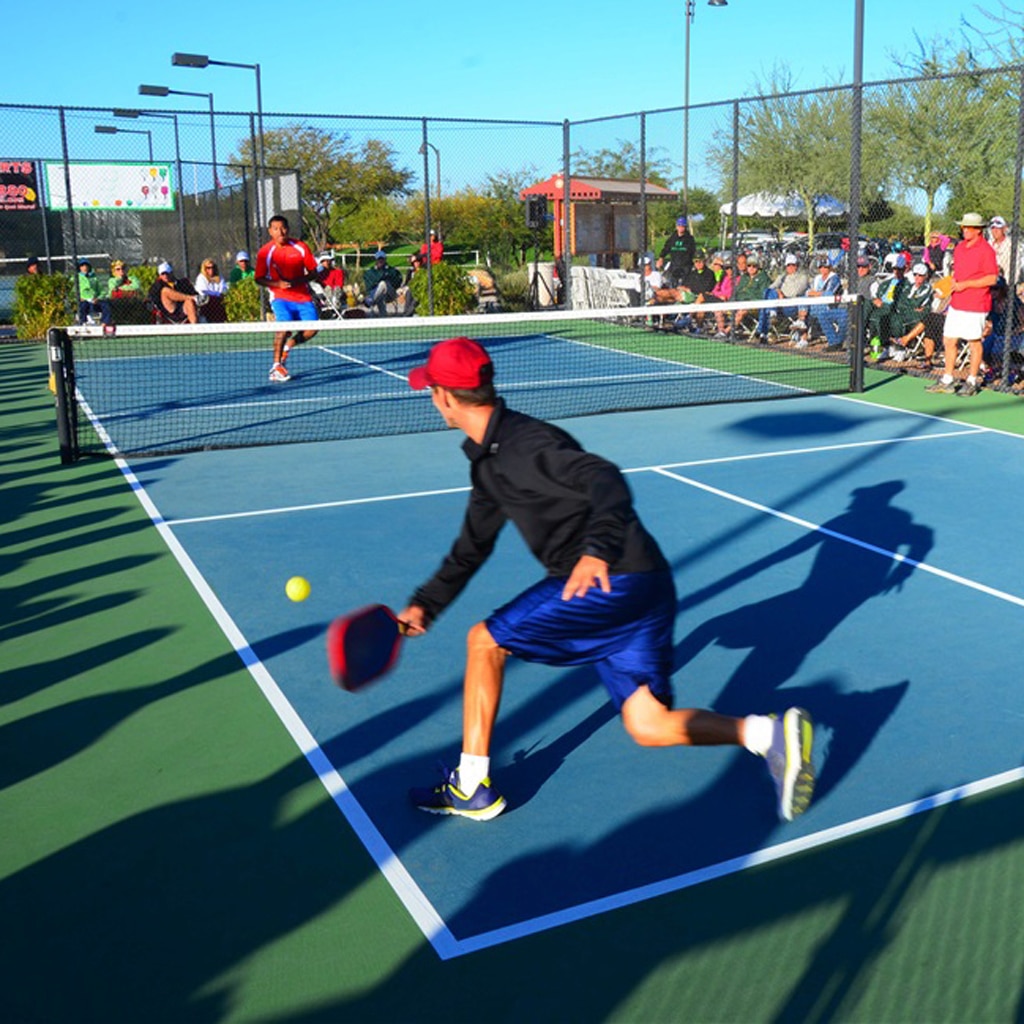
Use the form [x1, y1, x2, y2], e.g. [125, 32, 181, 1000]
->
[731, 253, 770, 335]
[77, 259, 112, 325]
[363, 250, 403, 315]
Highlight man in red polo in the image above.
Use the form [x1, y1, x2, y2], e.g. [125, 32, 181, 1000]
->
[925, 212, 998, 397]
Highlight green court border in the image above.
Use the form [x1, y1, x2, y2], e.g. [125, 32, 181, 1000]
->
[3, 341, 1023, 1023]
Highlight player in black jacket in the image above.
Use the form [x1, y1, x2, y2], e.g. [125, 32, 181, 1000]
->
[399, 337, 816, 823]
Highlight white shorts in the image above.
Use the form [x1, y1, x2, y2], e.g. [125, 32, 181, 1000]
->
[943, 307, 987, 341]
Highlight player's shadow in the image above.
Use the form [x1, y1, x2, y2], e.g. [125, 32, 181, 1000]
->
[675, 479, 932, 798]
[251, 622, 328, 660]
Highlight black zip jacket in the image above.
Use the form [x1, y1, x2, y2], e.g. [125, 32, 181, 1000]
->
[410, 399, 668, 622]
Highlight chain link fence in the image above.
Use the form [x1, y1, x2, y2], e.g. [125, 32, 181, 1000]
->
[3, 66, 1022, 383]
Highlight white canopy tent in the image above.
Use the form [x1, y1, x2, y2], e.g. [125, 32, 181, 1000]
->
[719, 191, 849, 218]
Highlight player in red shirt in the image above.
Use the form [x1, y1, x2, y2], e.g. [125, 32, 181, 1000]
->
[254, 214, 320, 382]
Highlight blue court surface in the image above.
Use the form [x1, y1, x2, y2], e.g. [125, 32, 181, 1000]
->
[123, 393, 1024, 959]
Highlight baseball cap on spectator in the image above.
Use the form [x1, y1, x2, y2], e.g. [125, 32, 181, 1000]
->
[895, 254, 907, 268]
[856, 256, 871, 267]
[408, 337, 494, 391]
[912, 262, 929, 276]
[157, 261, 173, 275]
[675, 216, 687, 227]
[784, 253, 798, 265]
[235, 251, 250, 262]
[78, 259, 91, 269]
[374, 250, 387, 259]
[746, 254, 760, 265]
[990, 215, 1007, 229]
[27, 256, 40, 269]
[959, 212, 985, 227]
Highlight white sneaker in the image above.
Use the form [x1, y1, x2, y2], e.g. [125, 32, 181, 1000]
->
[269, 363, 291, 382]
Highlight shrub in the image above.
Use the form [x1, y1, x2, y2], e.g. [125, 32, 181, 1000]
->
[13, 273, 74, 340]
[493, 265, 530, 312]
[409, 260, 476, 316]
[224, 275, 261, 322]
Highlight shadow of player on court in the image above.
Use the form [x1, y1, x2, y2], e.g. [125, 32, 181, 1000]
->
[675, 480, 933, 799]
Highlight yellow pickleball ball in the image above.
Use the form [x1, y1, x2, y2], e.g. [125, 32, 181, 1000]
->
[285, 576, 311, 602]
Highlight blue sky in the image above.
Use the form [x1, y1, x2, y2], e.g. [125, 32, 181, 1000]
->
[7, 0, 987, 121]
[0, 0, 1003, 204]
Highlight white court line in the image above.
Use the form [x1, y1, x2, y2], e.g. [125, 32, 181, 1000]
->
[165, 426, 981, 526]
[75, 391, 461, 959]
[654, 467, 1024, 609]
[450, 764, 1024, 956]
[169, 486, 472, 526]
[832, 390, 1024, 442]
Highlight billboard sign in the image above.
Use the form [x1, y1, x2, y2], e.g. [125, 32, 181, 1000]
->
[0, 159, 39, 211]
[44, 162, 176, 211]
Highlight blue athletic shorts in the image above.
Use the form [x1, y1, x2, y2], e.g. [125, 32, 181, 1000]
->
[486, 570, 676, 709]
[271, 297, 318, 321]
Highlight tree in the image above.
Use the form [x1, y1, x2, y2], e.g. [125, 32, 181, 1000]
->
[870, 48, 1018, 237]
[571, 140, 674, 187]
[227, 126, 414, 252]
[708, 68, 886, 248]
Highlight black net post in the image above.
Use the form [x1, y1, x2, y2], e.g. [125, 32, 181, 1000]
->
[850, 295, 865, 393]
[47, 327, 78, 464]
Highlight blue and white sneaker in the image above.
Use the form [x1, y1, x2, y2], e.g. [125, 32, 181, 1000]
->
[766, 708, 816, 821]
[410, 764, 507, 821]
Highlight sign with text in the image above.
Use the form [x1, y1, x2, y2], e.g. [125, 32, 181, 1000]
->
[0, 159, 39, 211]
[44, 162, 176, 211]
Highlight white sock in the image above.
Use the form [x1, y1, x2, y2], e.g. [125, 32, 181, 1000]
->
[941, 374, 954, 384]
[966, 375, 977, 385]
[742, 715, 775, 756]
[457, 753, 490, 796]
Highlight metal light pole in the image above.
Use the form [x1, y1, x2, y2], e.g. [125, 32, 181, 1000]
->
[140, 84, 221, 249]
[139, 84, 219, 191]
[114, 109, 189, 273]
[172, 53, 264, 232]
[683, 0, 728, 215]
[95, 124, 153, 162]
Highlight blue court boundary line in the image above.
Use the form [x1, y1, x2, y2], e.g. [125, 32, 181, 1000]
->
[101, 400, 1024, 960]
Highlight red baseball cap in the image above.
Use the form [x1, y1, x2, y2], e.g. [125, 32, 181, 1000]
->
[408, 337, 494, 390]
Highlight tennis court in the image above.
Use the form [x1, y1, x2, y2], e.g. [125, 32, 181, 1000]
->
[5, 337, 1024, 1022]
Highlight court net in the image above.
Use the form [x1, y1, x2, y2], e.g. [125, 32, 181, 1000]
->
[49, 296, 856, 460]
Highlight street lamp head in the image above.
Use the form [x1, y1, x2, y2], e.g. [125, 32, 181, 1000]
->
[94, 125, 118, 134]
[172, 52, 209, 68]
[708, 0, 728, 5]
[113, 109, 141, 119]
[139, 84, 170, 96]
